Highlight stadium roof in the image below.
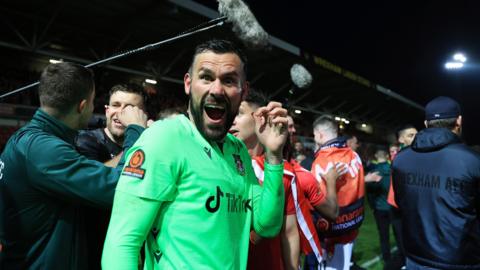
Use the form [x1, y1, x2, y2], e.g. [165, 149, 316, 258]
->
[0, 0, 424, 139]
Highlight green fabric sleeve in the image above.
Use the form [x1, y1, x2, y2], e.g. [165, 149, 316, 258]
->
[115, 121, 180, 201]
[102, 190, 161, 270]
[252, 162, 285, 238]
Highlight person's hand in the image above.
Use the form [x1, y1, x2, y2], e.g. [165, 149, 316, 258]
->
[117, 105, 148, 128]
[365, 171, 382, 183]
[322, 162, 347, 185]
[253, 101, 288, 165]
[147, 119, 155, 127]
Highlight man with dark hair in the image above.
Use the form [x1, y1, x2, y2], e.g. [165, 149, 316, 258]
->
[396, 124, 417, 147]
[346, 134, 360, 152]
[77, 83, 147, 165]
[231, 89, 328, 269]
[0, 62, 145, 269]
[387, 124, 418, 269]
[102, 39, 289, 269]
[230, 88, 299, 269]
[392, 96, 480, 270]
[310, 115, 365, 270]
[75, 83, 148, 270]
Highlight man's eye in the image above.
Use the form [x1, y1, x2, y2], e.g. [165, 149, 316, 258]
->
[200, 74, 213, 81]
[224, 78, 236, 85]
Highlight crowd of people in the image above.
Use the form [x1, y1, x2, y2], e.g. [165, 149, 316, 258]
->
[0, 39, 478, 270]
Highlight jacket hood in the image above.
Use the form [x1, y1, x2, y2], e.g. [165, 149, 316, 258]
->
[411, 128, 461, 152]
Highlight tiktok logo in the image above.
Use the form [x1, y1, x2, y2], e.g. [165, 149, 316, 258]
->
[205, 186, 252, 213]
[206, 186, 224, 213]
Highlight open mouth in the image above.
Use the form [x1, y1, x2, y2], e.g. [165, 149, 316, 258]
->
[112, 119, 124, 128]
[229, 129, 239, 136]
[204, 104, 226, 122]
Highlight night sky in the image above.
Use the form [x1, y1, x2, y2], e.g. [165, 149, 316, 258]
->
[207, 1, 480, 144]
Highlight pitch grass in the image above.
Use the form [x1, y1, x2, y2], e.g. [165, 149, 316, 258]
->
[353, 202, 397, 270]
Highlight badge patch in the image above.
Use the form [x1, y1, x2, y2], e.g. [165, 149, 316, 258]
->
[122, 150, 146, 179]
[232, 154, 245, 176]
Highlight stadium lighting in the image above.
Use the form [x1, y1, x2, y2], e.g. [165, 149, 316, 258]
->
[361, 123, 367, 128]
[453, 53, 467, 63]
[145, 79, 157, 84]
[344, 120, 350, 124]
[334, 116, 341, 121]
[445, 52, 467, 70]
[294, 109, 302, 114]
[49, 59, 63, 64]
[445, 62, 464, 70]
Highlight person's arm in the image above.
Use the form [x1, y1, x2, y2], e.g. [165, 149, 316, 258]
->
[26, 125, 144, 209]
[365, 171, 382, 183]
[102, 191, 162, 270]
[251, 163, 285, 237]
[251, 102, 289, 237]
[313, 164, 343, 221]
[103, 152, 123, 168]
[102, 120, 180, 269]
[280, 214, 300, 270]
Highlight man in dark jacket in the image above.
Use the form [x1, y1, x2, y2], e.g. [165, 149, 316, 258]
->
[392, 96, 480, 270]
[75, 83, 147, 270]
[0, 62, 146, 269]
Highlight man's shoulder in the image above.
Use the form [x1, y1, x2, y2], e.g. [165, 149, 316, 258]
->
[148, 115, 191, 136]
[78, 128, 104, 138]
[138, 115, 196, 151]
[6, 125, 71, 159]
[76, 128, 106, 150]
[77, 128, 105, 144]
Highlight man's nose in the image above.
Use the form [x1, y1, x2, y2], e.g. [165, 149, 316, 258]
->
[209, 79, 224, 95]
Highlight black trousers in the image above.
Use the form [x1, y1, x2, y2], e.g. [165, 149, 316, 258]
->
[390, 208, 405, 262]
[373, 210, 392, 262]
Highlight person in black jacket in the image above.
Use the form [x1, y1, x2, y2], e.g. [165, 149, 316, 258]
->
[75, 83, 147, 270]
[392, 96, 480, 270]
[76, 83, 147, 164]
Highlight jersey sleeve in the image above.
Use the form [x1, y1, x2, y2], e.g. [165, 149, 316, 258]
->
[297, 169, 326, 207]
[115, 120, 182, 201]
[102, 190, 162, 270]
[247, 155, 285, 238]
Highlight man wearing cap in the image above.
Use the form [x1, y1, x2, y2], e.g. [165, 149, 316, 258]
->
[392, 96, 480, 269]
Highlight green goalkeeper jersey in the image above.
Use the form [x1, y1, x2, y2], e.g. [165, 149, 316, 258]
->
[102, 115, 284, 270]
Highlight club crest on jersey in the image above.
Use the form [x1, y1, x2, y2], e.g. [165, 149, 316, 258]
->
[122, 149, 146, 179]
[232, 154, 245, 176]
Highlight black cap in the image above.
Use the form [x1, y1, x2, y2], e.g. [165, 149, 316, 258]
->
[425, 96, 461, 121]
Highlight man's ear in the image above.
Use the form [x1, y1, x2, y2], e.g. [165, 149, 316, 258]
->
[184, 73, 191, 95]
[241, 81, 250, 101]
[78, 99, 88, 114]
[424, 120, 428, 128]
[456, 115, 462, 127]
